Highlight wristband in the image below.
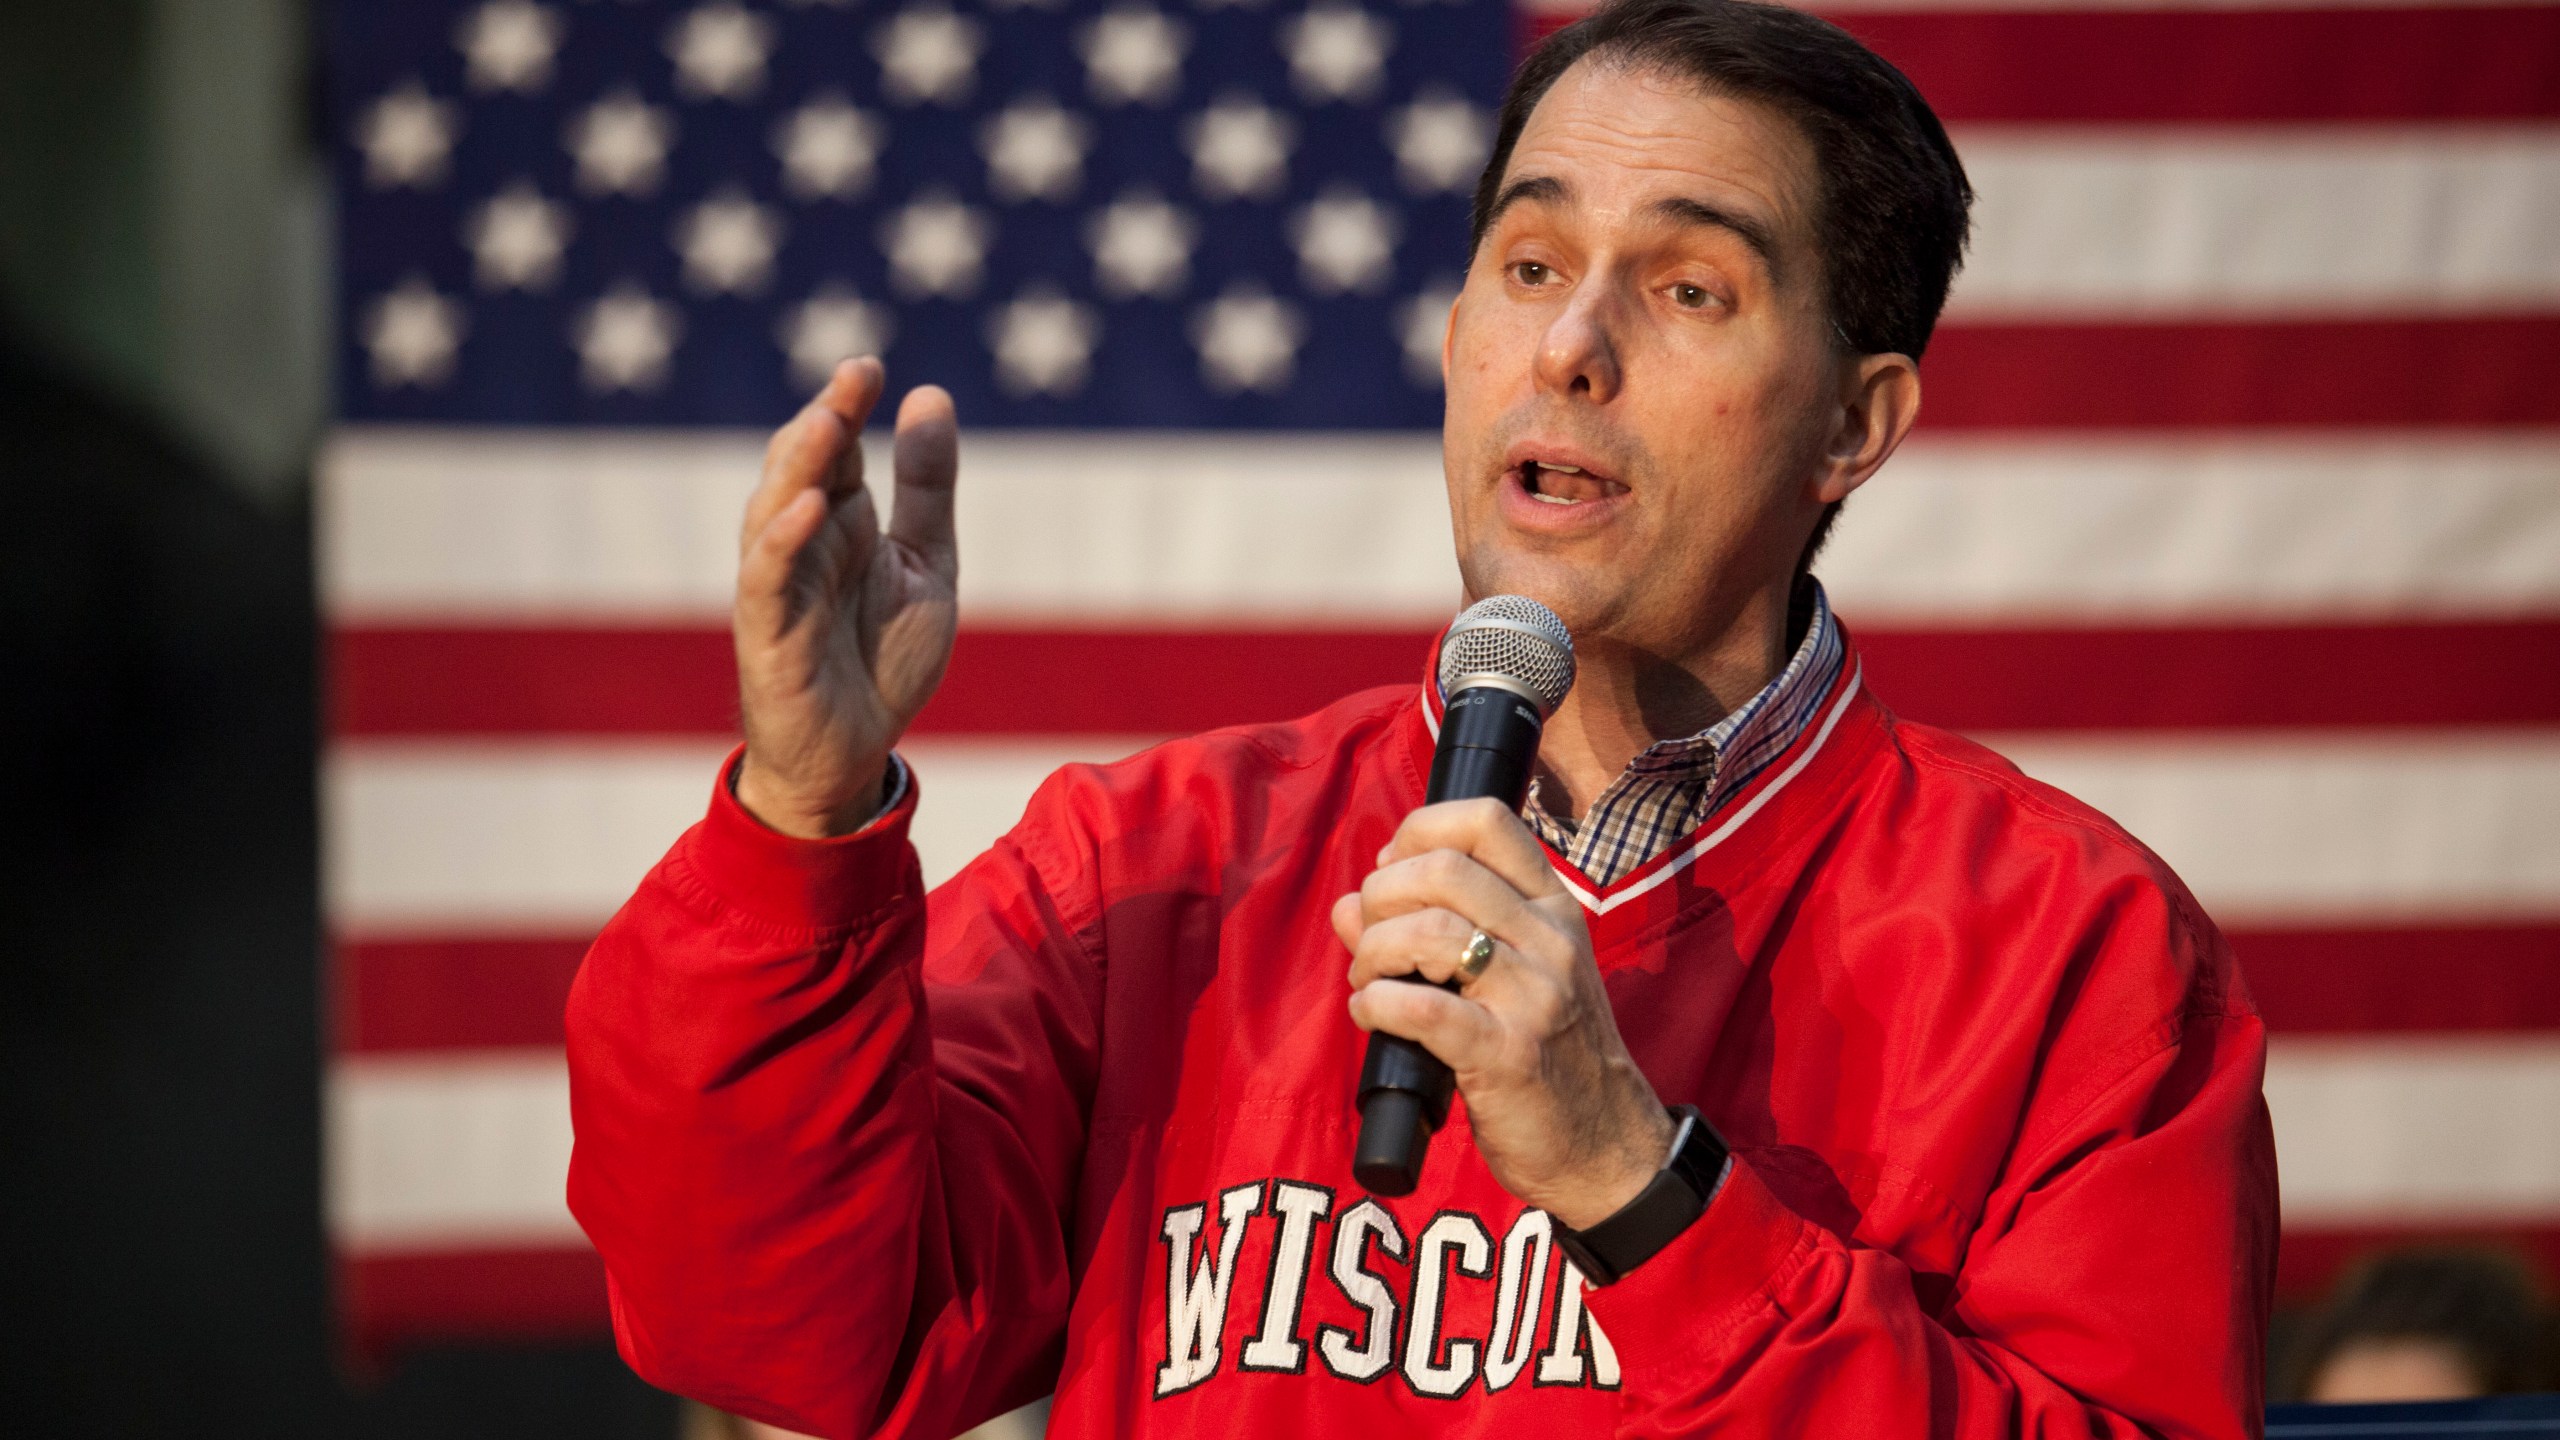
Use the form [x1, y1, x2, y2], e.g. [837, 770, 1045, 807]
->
[1549, 1105, 1728, 1287]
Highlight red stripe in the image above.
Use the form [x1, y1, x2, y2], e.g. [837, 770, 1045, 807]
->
[2277, 1222, 2560, 1303]
[1519, 7, 2560, 121]
[1854, 621, 2560, 732]
[339, 923, 2560, 1052]
[1842, 8, 2560, 122]
[341, 1246, 606, 1358]
[331, 1227, 2554, 1342]
[2235, 925, 2560, 1035]
[339, 936, 592, 1052]
[332, 620, 2560, 740]
[332, 625, 740, 738]
[1922, 319, 2560, 430]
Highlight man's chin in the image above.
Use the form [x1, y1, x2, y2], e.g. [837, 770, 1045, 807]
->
[1457, 551, 1622, 642]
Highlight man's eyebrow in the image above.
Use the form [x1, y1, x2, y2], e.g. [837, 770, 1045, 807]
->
[1482, 176, 1784, 283]
[1479, 174, 1568, 234]
[1651, 196, 1782, 281]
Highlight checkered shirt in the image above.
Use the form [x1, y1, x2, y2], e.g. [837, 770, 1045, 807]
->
[1521, 583, 1845, 889]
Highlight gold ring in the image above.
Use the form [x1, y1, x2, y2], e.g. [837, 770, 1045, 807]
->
[1456, 929, 1497, 983]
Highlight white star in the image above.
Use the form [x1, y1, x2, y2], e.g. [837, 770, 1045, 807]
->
[777, 283, 893, 389]
[1086, 190, 1196, 298]
[572, 282, 682, 392]
[1184, 94, 1293, 202]
[1386, 89, 1490, 194]
[565, 89, 676, 196]
[673, 189, 785, 295]
[1280, 2, 1392, 103]
[1080, 6, 1187, 106]
[456, 0, 564, 94]
[1292, 187, 1398, 294]
[979, 98, 1089, 203]
[353, 82, 458, 190]
[1190, 283, 1304, 393]
[1395, 278, 1458, 387]
[986, 286, 1101, 397]
[873, 6, 983, 107]
[879, 191, 991, 298]
[772, 94, 884, 200]
[666, 2, 774, 100]
[463, 181, 573, 291]
[361, 275, 467, 388]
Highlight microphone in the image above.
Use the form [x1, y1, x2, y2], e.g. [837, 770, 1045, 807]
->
[1352, 595, 1577, 1196]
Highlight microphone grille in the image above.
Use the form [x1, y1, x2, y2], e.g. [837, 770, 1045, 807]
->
[1438, 595, 1576, 715]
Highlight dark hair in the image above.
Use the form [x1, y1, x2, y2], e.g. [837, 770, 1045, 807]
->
[2271, 1246, 2559, 1400]
[1471, 0, 1973, 361]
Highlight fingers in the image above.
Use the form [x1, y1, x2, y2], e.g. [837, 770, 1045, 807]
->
[1382, 797, 1567, 904]
[1350, 843, 1549, 959]
[1347, 973, 1503, 1075]
[887, 385, 959, 579]
[743, 358, 884, 553]
[1341, 906, 1513, 992]
[737, 487, 828, 641]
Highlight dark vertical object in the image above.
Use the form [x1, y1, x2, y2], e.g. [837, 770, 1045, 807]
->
[1351, 597, 1575, 1196]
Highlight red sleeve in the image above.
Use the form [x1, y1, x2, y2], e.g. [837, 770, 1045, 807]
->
[1585, 901, 2279, 1439]
[565, 749, 1102, 1440]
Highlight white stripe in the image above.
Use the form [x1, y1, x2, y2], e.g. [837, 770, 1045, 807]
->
[325, 737, 1154, 934]
[328, 729, 2560, 934]
[328, 1049, 579, 1248]
[1949, 127, 2560, 316]
[323, 429, 2560, 625]
[322, 427, 1459, 625]
[1824, 436, 2560, 624]
[1990, 731, 2560, 924]
[2270, 1036, 2560, 1223]
[322, 1036, 2560, 1246]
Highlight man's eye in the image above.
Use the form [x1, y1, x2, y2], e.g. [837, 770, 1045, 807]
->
[1672, 283, 1714, 309]
[1510, 261, 1550, 286]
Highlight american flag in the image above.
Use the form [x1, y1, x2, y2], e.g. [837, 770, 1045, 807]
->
[323, 0, 2560, 1356]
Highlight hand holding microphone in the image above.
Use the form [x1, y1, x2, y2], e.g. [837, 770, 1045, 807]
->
[1342, 599, 1674, 1220]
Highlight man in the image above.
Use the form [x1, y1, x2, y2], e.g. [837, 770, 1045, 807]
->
[567, 1, 2278, 1435]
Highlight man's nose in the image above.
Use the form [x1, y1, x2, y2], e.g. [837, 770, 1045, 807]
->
[1533, 281, 1623, 404]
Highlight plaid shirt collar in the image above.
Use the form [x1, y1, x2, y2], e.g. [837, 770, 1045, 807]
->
[1520, 581, 1845, 889]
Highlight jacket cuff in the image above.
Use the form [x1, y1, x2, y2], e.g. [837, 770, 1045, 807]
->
[683, 745, 921, 934]
[1582, 1151, 1818, 1393]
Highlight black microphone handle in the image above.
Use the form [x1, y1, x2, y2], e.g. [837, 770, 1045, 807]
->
[1351, 686, 1545, 1195]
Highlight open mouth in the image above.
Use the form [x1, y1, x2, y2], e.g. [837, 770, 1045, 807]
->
[1514, 459, 1626, 506]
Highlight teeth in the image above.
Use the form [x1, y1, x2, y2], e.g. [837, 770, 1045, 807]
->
[1530, 490, 1581, 505]
[1543, 463, 1582, 474]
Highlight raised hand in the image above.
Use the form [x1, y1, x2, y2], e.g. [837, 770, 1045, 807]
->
[733, 358, 960, 839]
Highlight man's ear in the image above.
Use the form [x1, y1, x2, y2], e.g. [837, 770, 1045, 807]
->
[1814, 352, 1920, 505]
[1439, 287, 1461, 384]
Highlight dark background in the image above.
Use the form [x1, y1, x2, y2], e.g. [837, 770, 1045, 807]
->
[0, 0, 673, 1431]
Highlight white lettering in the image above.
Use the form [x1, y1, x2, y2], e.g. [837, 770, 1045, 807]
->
[1483, 1209, 1554, 1392]
[1239, 1181, 1333, 1372]
[1535, 1259, 1621, 1390]
[1402, 1211, 1494, 1398]
[1155, 1182, 1265, 1397]
[1315, 1198, 1407, 1383]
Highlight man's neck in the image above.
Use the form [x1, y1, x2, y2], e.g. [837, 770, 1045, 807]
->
[1532, 579, 1800, 825]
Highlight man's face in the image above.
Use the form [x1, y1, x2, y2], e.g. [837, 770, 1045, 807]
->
[1441, 57, 1844, 656]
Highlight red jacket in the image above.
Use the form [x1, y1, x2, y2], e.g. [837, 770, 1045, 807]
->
[566, 644, 2278, 1438]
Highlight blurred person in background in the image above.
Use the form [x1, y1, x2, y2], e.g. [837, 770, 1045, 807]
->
[2275, 1247, 2558, 1403]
